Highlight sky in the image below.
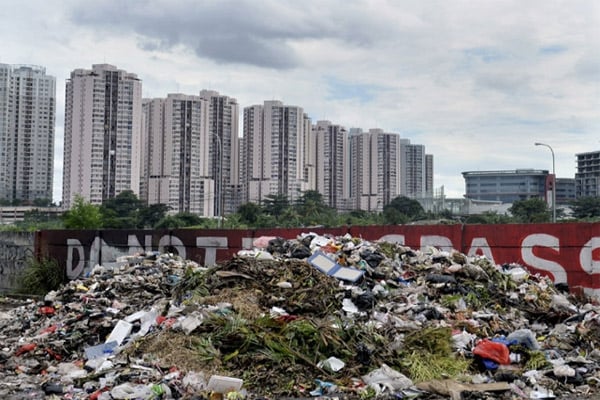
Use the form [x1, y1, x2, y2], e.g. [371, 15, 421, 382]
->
[2, 0, 599, 203]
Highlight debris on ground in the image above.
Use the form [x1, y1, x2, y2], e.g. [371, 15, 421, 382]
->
[1, 232, 599, 399]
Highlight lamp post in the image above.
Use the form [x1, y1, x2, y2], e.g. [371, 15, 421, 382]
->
[535, 142, 556, 223]
[212, 133, 223, 228]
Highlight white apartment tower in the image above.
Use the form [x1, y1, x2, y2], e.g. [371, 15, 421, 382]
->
[141, 94, 213, 215]
[0, 64, 55, 203]
[348, 128, 402, 211]
[242, 101, 309, 204]
[313, 121, 349, 209]
[63, 64, 142, 208]
[400, 140, 429, 198]
[199, 90, 240, 216]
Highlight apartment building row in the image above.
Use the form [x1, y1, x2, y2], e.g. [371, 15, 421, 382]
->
[3, 63, 433, 215]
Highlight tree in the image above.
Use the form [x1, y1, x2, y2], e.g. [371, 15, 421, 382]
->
[295, 190, 329, 223]
[508, 198, 550, 223]
[463, 211, 513, 224]
[383, 196, 425, 223]
[155, 212, 204, 229]
[173, 212, 204, 227]
[62, 195, 102, 229]
[138, 203, 170, 228]
[32, 198, 52, 207]
[262, 193, 290, 217]
[100, 190, 143, 228]
[571, 196, 600, 219]
[237, 202, 262, 225]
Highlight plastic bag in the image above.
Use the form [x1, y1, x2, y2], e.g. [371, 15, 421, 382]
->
[472, 339, 510, 365]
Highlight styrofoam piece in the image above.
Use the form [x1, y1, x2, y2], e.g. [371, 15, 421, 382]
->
[331, 266, 364, 282]
[308, 251, 365, 282]
[105, 320, 133, 346]
[84, 341, 118, 360]
[317, 356, 345, 372]
[308, 252, 337, 274]
[180, 314, 203, 335]
[207, 374, 243, 393]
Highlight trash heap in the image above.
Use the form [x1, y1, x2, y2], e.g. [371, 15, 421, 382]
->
[1, 232, 600, 399]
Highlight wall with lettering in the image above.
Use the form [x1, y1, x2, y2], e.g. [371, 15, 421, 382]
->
[32, 223, 600, 297]
[0, 232, 34, 292]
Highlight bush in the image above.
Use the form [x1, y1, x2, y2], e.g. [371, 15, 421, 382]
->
[19, 257, 66, 296]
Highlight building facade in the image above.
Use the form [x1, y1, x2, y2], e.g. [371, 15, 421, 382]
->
[0, 64, 55, 204]
[348, 128, 402, 212]
[199, 90, 240, 216]
[313, 121, 349, 210]
[242, 101, 309, 205]
[556, 178, 576, 204]
[63, 64, 142, 208]
[400, 140, 429, 198]
[142, 94, 215, 215]
[462, 169, 549, 203]
[575, 151, 600, 198]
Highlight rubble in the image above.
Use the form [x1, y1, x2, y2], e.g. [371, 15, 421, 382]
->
[0, 232, 599, 399]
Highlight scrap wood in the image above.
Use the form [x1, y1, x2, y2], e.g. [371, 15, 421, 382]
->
[416, 379, 511, 400]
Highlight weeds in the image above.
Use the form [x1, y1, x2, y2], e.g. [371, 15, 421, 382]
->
[18, 257, 65, 296]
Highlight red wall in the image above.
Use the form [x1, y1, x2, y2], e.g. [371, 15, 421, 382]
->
[36, 223, 600, 295]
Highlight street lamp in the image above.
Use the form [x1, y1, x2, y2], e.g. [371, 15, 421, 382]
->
[212, 133, 223, 228]
[535, 142, 556, 223]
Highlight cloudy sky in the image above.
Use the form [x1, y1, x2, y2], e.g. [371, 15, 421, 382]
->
[2, 0, 599, 202]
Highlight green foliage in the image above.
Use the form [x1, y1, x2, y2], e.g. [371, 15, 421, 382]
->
[509, 198, 550, 223]
[155, 212, 206, 229]
[383, 196, 425, 224]
[62, 195, 102, 229]
[262, 193, 290, 217]
[19, 257, 66, 295]
[138, 203, 170, 228]
[400, 326, 471, 382]
[464, 211, 513, 224]
[100, 190, 143, 229]
[237, 202, 262, 225]
[571, 196, 600, 219]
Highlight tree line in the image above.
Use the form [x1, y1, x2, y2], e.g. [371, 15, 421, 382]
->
[4, 191, 600, 231]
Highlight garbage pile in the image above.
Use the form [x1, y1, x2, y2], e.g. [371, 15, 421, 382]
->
[1, 232, 600, 399]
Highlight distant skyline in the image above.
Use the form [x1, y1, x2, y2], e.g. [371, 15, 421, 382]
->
[2, 0, 598, 203]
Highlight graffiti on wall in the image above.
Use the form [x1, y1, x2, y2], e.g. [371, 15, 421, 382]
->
[35, 223, 600, 297]
[0, 233, 34, 291]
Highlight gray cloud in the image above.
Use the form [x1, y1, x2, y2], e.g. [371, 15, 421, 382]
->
[68, 0, 395, 69]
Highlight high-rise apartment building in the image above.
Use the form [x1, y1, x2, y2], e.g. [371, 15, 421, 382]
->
[199, 90, 240, 215]
[141, 94, 213, 215]
[0, 64, 55, 204]
[400, 140, 429, 198]
[63, 64, 142, 208]
[313, 121, 349, 209]
[242, 101, 309, 205]
[575, 151, 600, 198]
[425, 154, 434, 197]
[348, 128, 402, 211]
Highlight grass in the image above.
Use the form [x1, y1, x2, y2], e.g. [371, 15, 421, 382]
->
[18, 257, 65, 296]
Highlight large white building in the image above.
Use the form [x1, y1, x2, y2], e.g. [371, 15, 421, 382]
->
[400, 140, 432, 198]
[199, 90, 240, 215]
[63, 64, 142, 208]
[312, 121, 349, 210]
[141, 91, 239, 217]
[242, 101, 310, 205]
[142, 94, 214, 215]
[0, 64, 55, 204]
[348, 128, 403, 211]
